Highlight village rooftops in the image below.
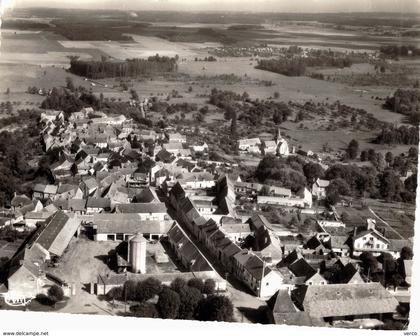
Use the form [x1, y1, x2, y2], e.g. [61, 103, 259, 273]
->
[291, 283, 399, 319]
[115, 202, 167, 214]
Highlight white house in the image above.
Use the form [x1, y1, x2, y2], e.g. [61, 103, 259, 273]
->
[312, 178, 330, 199]
[238, 138, 261, 154]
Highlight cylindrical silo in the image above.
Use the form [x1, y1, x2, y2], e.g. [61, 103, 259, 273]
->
[130, 234, 147, 274]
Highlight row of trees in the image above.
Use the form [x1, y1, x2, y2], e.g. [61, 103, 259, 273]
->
[256, 54, 352, 77]
[383, 89, 420, 116]
[69, 55, 178, 79]
[374, 125, 419, 145]
[106, 277, 234, 322]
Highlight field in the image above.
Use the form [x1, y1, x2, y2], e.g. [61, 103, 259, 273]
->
[0, 9, 417, 159]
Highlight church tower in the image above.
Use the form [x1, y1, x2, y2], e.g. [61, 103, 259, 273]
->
[275, 128, 282, 144]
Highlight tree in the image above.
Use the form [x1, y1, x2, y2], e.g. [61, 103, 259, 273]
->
[170, 277, 187, 293]
[385, 152, 394, 165]
[230, 110, 237, 137]
[123, 280, 138, 301]
[48, 285, 64, 304]
[65, 77, 75, 92]
[130, 303, 159, 318]
[346, 139, 359, 160]
[360, 251, 379, 276]
[325, 178, 350, 205]
[303, 162, 324, 184]
[187, 278, 204, 292]
[196, 295, 234, 322]
[157, 287, 180, 319]
[136, 277, 162, 302]
[408, 147, 418, 159]
[202, 279, 216, 295]
[177, 287, 203, 320]
[400, 246, 413, 260]
[130, 89, 139, 101]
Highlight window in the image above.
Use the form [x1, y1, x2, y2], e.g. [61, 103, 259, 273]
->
[376, 244, 380, 248]
[107, 234, 115, 241]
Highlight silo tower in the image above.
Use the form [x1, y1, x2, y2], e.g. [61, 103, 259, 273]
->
[129, 234, 147, 274]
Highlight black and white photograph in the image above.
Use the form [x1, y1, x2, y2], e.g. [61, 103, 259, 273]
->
[0, 0, 418, 334]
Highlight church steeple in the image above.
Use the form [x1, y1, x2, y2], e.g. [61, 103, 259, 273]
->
[275, 128, 282, 143]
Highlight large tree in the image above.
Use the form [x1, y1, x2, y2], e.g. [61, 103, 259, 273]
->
[157, 287, 180, 319]
[196, 295, 234, 322]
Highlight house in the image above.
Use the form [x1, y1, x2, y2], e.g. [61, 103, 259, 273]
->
[266, 290, 324, 327]
[287, 258, 327, 286]
[133, 187, 160, 203]
[275, 129, 290, 157]
[238, 138, 261, 154]
[81, 177, 98, 197]
[114, 202, 169, 221]
[257, 188, 312, 208]
[93, 213, 174, 241]
[291, 283, 399, 323]
[86, 198, 111, 214]
[24, 211, 55, 228]
[10, 194, 33, 211]
[191, 142, 208, 153]
[351, 219, 391, 257]
[166, 223, 212, 272]
[165, 132, 186, 143]
[163, 142, 184, 155]
[262, 140, 277, 155]
[55, 184, 83, 201]
[233, 249, 285, 298]
[312, 178, 330, 199]
[32, 184, 58, 201]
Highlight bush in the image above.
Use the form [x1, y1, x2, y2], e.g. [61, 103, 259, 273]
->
[177, 287, 203, 320]
[106, 286, 123, 301]
[157, 287, 180, 319]
[35, 294, 55, 306]
[202, 279, 216, 295]
[170, 277, 187, 294]
[136, 277, 162, 302]
[48, 285, 64, 303]
[123, 280, 138, 301]
[130, 303, 160, 318]
[187, 278, 204, 292]
[196, 295, 234, 322]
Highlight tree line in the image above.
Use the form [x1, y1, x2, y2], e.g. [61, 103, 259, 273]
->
[256, 54, 352, 77]
[69, 55, 178, 79]
[106, 277, 234, 322]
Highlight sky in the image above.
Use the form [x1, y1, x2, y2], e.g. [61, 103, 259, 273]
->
[3, 0, 420, 13]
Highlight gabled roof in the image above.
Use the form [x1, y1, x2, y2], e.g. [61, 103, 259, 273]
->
[315, 178, 330, 188]
[87, 198, 111, 209]
[134, 187, 160, 203]
[32, 211, 80, 256]
[115, 202, 167, 214]
[292, 283, 399, 318]
[248, 214, 273, 231]
[288, 258, 317, 281]
[11, 194, 32, 208]
[94, 213, 173, 235]
[354, 228, 390, 244]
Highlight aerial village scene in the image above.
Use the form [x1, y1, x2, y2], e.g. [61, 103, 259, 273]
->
[0, 2, 418, 331]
